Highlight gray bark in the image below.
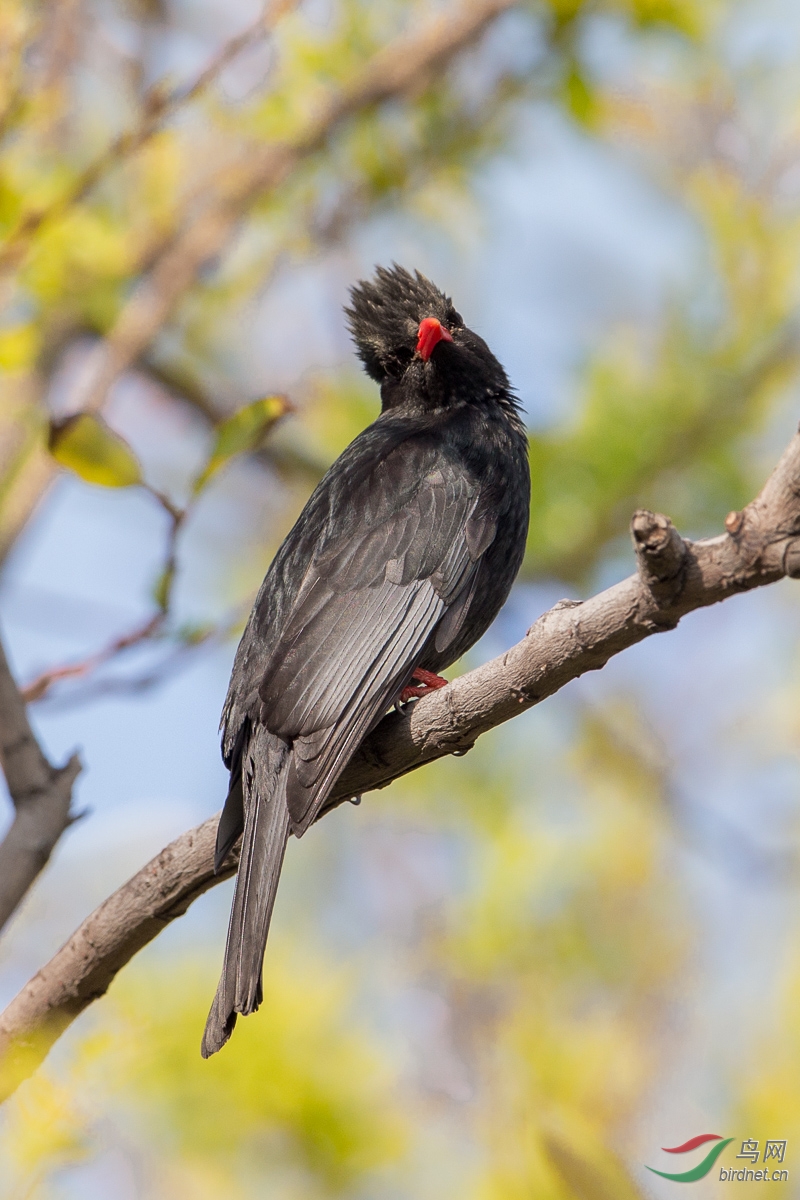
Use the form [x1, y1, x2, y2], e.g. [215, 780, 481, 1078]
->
[0, 631, 80, 935]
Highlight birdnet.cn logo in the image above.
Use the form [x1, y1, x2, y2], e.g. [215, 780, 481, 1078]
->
[645, 1134, 789, 1183]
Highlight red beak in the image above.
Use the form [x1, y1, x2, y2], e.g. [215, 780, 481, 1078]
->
[416, 317, 453, 362]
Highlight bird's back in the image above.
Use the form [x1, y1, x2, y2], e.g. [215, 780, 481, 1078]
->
[221, 399, 529, 761]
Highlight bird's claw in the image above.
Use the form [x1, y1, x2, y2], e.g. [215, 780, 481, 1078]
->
[398, 667, 449, 705]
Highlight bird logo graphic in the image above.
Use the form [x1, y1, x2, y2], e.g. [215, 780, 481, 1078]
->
[645, 1134, 733, 1182]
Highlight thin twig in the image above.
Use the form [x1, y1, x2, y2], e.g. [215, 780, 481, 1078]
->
[0, 0, 520, 568]
[71, 0, 521, 415]
[19, 482, 185, 704]
[30, 627, 223, 712]
[19, 613, 164, 704]
[0, 0, 298, 274]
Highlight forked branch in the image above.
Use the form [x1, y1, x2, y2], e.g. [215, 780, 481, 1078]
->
[0, 635, 81, 936]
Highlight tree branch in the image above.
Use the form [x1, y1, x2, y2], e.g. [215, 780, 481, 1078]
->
[0, 0, 299, 275]
[19, 614, 164, 704]
[0, 630, 81, 938]
[74, 0, 519, 415]
[0, 414, 58, 571]
[0, 0, 518, 571]
[18, 481, 184, 704]
[2, 422, 800, 1101]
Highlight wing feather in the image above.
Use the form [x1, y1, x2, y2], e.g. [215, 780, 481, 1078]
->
[237, 437, 499, 834]
[285, 581, 446, 831]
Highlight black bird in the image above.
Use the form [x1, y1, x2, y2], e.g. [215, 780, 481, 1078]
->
[202, 265, 530, 1057]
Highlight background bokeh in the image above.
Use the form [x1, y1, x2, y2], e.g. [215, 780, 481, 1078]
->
[2, 0, 800, 1196]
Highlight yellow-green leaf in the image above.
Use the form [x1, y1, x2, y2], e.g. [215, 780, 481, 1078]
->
[48, 413, 142, 488]
[152, 563, 174, 612]
[192, 396, 288, 494]
[563, 62, 596, 127]
[0, 323, 40, 371]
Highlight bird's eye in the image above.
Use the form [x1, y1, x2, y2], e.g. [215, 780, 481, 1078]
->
[448, 309, 464, 328]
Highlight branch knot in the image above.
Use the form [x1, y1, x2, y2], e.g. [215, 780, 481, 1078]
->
[631, 509, 687, 604]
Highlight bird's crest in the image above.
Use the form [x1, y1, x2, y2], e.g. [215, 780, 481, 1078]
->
[346, 264, 462, 381]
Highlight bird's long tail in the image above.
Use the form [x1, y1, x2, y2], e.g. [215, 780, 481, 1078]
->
[201, 725, 291, 1058]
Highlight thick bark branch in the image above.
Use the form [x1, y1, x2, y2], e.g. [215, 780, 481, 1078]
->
[2, 424, 800, 1101]
[0, 631, 81, 935]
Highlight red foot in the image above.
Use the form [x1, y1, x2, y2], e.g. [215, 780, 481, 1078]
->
[399, 667, 449, 704]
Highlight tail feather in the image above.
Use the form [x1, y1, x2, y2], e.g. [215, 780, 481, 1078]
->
[214, 717, 250, 872]
[202, 726, 291, 1058]
[214, 773, 244, 872]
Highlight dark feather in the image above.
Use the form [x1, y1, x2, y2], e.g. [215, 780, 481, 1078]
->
[202, 726, 290, 1057]
[214, 718, 250, 872]
[345, 264, 462, 382]
[204, 264, 530, 1055]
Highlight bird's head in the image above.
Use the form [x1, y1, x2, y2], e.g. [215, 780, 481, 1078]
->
[345, 264, 510, 410]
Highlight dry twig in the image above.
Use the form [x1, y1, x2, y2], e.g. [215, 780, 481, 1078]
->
[20, 615, 164, 705]
[18, 482, 183, 704]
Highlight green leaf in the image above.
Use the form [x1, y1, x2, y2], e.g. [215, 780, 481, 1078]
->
[152, 564, 175, 613]
[48, 413, 142, 488]
[562, 61, 596, 127]
[192, 396, 289, 494]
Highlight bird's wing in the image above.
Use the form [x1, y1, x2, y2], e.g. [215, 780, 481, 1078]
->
[256, 440, 496, 833]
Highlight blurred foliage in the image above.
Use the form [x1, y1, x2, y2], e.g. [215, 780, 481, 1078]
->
[413, 705, 681, 1198]
[191, 396, 290, 494]
[4, 0, 800, 1197]
[729, 961, 800, 1198]
[0, 707, 683, 1198]
[0, 0, 698, 558]
[0, 949, 406, 1199]
[526, 105, 800, 580]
